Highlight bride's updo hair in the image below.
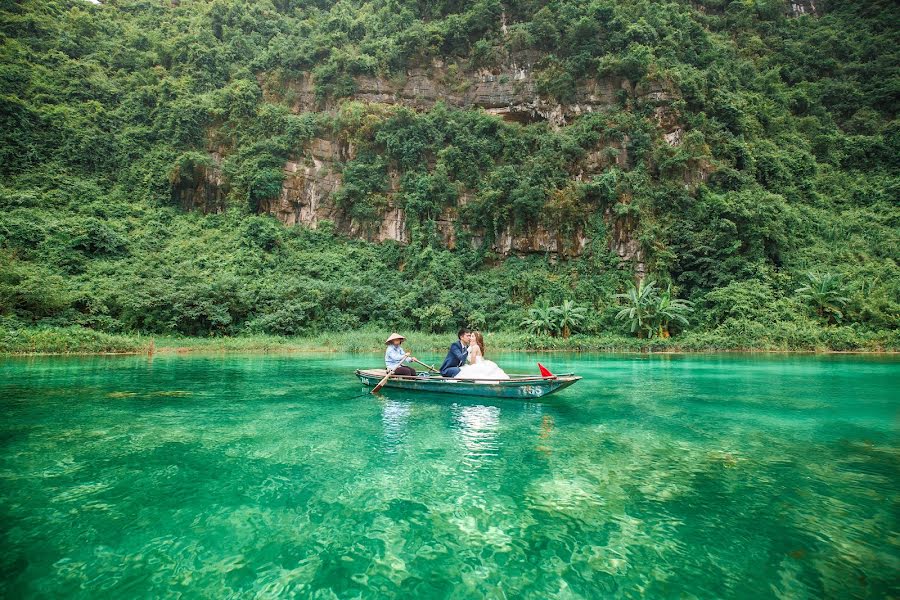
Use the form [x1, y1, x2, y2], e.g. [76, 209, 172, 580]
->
[474, 331, 485, 356]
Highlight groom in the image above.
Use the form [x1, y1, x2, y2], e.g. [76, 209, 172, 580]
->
[439, 328, 472, 377]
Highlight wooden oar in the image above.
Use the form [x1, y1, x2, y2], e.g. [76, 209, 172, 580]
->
[372, 353, 408, 393]
[410, 357, 439, 372]
[371, 368, 396, 394]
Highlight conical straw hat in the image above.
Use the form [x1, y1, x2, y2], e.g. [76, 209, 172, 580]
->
[385, 333, 406, 344]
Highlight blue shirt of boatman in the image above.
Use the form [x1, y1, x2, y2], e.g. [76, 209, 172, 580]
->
[385, 345, 411, 370]
[439, 340, 468, 377]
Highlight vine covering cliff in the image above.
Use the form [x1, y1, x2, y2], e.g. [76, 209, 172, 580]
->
[0, 0, 897, 346]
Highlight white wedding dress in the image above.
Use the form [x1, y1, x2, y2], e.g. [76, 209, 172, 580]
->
[454, 345, 509, 382]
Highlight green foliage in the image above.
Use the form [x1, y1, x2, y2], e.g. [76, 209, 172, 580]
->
[2, 323, 895, 355]
[535, 57, 577, 103]
[653, 285, 693, 339]
[795, 271, 850, 324]
[0, 252, 72, 320]
[520, 303, 556, 337]
[519, 300, 587, 338]
[703, 279, 791, 326]
[616, 279, 693, 339]
[242, 216, 282, 251]
[331, 152, 388, 222]
[0, 321, 149, 354]
[553, 299, 587, 339]
[419, 304, 454, 333]
[615, 279, 658, 338]
[0, 0, 896, 352]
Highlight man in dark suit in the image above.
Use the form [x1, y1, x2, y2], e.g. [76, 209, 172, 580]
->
[439, 328, 472, 377]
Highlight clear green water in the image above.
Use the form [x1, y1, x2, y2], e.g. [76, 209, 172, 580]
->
[1, 353, 897, 599]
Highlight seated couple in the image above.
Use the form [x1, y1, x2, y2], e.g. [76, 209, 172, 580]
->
[384, 329, 509, 380]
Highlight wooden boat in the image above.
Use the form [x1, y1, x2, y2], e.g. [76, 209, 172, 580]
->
[354, 369, 581, 399]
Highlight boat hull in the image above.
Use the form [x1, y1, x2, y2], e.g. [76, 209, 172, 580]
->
[355, 369, 581, 399]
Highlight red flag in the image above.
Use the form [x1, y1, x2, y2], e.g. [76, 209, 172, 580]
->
[538, 363, 554, 378]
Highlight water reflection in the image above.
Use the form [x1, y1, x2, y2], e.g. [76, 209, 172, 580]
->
[451, 404, 501, 471]
[2, 354, 897, 598]
[380, 399, 411, 454]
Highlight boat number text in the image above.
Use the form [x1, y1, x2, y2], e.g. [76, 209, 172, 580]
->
[520, 386, 545, 397]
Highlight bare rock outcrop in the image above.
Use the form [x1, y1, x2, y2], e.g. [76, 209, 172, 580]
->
[253, 137, 586, 256]
[258, 138, 345, 228]
[270, 53, 673, 127]
[788, 0, 818, 16]
[175, 130, 651, 268]
[175, 58, 691, 269]
[171, 152, 228, 214]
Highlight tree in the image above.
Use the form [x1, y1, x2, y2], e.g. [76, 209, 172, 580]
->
[521, 303, 556, 336]
[652, 285, 693, 338]
[795, 272, 850, 324]
[615, 279, 692, 338]
[552, 299, 587, 339]
[615, 279, 658, 338]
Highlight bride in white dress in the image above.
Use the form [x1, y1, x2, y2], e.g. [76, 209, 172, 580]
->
[454, 332, 509, 381]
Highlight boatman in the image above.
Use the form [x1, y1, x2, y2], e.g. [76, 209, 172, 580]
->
[385, 333, 416, 376]
[439, 328, 471, 377]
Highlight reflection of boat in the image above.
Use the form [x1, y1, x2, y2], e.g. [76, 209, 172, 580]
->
[453, 404, 500, 469]
[380, 399, 411, 453]
[355, 369, 581, 398]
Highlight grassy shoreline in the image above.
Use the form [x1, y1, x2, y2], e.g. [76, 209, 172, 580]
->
[1, 325, 897, 356]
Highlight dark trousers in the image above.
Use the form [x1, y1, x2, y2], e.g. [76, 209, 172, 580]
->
[393, 366, 416, 376]
[441, 367, 461, 377]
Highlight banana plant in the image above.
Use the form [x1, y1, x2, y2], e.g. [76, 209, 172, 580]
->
[520, 303, 557, 336]
[795, 271, 849, 324]
[615, 279, 658, 338]
[552, 299, 587, 339]
[653, 285, 693, 338]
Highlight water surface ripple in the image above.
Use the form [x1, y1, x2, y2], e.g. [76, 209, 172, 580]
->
[1, 353, 897, 598]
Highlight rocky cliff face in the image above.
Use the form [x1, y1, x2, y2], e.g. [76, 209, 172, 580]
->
[176, 56, 694, 275]
[170, 152, 229, 213]
[271, 52, 672, 128]
[788, 0, 818, 16]
[255, 135, 598, 259]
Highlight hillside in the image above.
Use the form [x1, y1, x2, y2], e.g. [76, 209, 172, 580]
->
[0, 0, 897, 350]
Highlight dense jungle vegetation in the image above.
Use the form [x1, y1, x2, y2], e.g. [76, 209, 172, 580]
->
[0, 0, 897, 352]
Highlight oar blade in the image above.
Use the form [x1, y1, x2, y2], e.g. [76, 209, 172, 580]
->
[371, 373, 390, 393]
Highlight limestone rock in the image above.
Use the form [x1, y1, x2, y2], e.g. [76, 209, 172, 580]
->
[214, 58, 688, 266]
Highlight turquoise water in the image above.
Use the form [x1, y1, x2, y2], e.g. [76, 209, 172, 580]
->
[1, 353, 897, 598]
